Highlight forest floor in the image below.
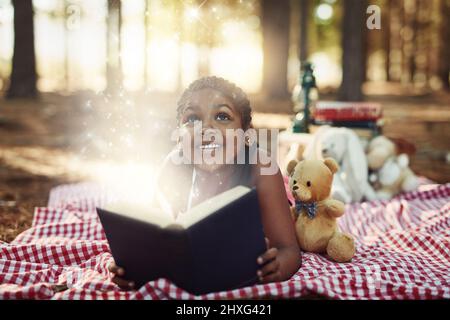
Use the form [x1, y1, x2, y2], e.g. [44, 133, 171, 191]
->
[0, 87, 449, 242]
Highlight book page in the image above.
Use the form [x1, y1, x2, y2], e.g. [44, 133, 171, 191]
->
[177, 186, 251, 228]
[103, 200, 175, 228]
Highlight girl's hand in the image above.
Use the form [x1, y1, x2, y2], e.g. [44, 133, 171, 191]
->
[108, 262, 135, 290]
[257, 238, 282, 283]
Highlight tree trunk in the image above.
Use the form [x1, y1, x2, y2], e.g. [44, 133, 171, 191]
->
[389, 0, 402, 82]
[261, 0, 290, 99]
[339, 0, 366, 101]
[106, 0, 122, 93]
[7, 0, 37, 99]
[439, 0, 449, 90]
[299, 0, 309, 62]
[383, 0, 391, 81]
[409, 0, 419, 84]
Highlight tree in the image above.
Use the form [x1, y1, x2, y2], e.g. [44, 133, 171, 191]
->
[106, 0, 122, 93]
[299, 0, 309, 63]
[382, 0, 391, 81]
[339, 0, 367, 101]
[7, 0, 37, 99]
[261, 0, 290, 99]
[439, 0, 449, 90]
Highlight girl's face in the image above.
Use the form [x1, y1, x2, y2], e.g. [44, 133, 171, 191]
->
[178, 88, 245, 172]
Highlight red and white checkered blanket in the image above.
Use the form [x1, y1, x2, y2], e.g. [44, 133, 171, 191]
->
[1, 180, 449, 299]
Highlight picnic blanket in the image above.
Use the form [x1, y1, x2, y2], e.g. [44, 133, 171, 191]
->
[0, 179, 449, 300]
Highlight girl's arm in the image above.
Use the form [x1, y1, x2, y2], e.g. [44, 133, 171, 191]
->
[254, 160, 302, 283]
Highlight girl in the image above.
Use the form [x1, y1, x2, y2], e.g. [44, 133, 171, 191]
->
[109, 76, 301, 289]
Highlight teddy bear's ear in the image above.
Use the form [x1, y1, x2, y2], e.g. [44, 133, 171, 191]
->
[397, 153, 409, 168]
[324, 157, 339, 174]
[287, 159, 298, 176]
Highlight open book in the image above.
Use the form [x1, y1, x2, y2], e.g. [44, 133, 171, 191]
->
[96, 186, 266, 295]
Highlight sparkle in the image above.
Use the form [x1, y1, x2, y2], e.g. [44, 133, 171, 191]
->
[186, 7, 199, 20]
[182, 0, 210, 30]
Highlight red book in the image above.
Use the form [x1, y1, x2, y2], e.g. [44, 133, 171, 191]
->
[312, 101, 382, 121]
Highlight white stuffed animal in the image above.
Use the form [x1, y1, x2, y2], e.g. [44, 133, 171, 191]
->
[303, 126, 377, 203]
[370, 153, 420, 200]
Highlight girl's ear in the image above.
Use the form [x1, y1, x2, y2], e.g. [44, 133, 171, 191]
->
[287, 160, 298, 176]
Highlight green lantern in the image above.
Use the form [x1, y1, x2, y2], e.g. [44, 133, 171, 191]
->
[292, 62, 318, 133]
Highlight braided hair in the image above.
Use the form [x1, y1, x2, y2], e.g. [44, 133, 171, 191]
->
[176, 76, 252, 130]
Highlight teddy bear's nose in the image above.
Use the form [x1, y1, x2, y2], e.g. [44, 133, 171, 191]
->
[293, 186, 299, 190]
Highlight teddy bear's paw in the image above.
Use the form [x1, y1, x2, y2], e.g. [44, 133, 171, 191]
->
[402, 175, 419, 192]
[326, 233, 355, 263]
[376, 190, 392, 200]
[323, 199, 345, 218]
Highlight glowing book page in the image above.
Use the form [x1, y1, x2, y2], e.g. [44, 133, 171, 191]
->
[103, 200, 174, 228]
[177, 186, 251, 228]
[104, 185, 251, 229]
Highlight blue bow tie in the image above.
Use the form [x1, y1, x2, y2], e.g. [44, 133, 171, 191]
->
[295, 201, 317, 219]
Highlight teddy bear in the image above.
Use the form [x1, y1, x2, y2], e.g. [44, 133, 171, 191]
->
[287, 157, 356, 263]
[366, 135, 419, 198]
[370, 154, 420, 200]
[366, 135, 397, 170]
[366, 135, 417, 170]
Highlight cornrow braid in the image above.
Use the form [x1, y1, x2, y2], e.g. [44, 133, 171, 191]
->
[176, 76, 252, 130]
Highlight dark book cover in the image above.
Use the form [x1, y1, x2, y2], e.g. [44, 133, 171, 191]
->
[96, 186, 266, 295]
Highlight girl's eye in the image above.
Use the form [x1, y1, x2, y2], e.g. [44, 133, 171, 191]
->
[215, 112, 231, 121]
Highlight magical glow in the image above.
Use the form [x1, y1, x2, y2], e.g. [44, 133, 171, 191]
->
[186, 7, 200, 20]
[121, 0, 146, 91]
[316, 4, 333, 21]
[91, 161, 157, 203]
[147, 38, 180, 92]
[210, 45, 262, 93]
[0, 146, 157, 204]
[210, 21, 263, 92]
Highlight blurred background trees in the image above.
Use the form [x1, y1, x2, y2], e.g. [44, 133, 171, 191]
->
[0, 0, 448, 101]
[6, 0, 37, 99]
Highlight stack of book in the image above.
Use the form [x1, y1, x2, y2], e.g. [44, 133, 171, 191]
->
[310, 101, 383, 139]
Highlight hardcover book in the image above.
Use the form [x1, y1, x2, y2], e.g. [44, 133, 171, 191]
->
[312, 101, 382, 121]
[96, 185, 267, 295]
